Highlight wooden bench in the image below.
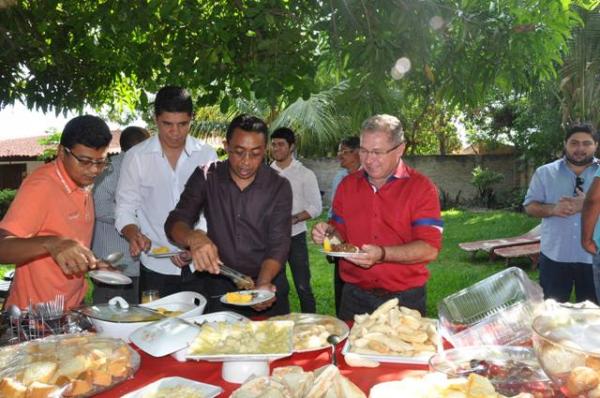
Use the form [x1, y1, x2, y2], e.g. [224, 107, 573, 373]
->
[458, 225, 541, 259]
[493, 242, 541, 269]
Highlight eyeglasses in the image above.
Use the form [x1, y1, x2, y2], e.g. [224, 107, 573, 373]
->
[337, 149, 357, 155]
[64, 147, 111, 170]
[358, 144, 401, 158]
[228, 149, 263, 160]
[575, 176, 584, 195]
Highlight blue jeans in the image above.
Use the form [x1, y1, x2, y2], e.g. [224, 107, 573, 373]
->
[539, 253, 597, 303]
[286, 232, 316, 313]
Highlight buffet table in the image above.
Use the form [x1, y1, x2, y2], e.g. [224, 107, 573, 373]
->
[97, 342, 428, 397]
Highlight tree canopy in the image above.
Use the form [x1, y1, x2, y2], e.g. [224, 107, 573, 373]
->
[1, 0, 599, 156]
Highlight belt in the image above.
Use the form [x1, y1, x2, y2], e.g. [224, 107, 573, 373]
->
[365, 287, 395, 297]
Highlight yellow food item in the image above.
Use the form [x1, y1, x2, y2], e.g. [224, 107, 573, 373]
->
[323, 237, 332, 252]
[225, 292, 253, 304]
[151, 246, 170, 254]
[188, 321, 293, 355]
[154, 307, 183, 317]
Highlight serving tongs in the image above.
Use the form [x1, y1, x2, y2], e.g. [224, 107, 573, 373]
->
[217, 261, 255, 290]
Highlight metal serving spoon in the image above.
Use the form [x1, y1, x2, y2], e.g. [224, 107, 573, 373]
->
[99, 251, 125, 270]
[327, 334, 342, 366]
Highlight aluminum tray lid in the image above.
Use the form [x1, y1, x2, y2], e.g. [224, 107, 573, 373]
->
[73, 303, 164, 323]
[129, 317, 200, 357]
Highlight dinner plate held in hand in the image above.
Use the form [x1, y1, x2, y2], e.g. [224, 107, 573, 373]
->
[148, 251, 185, 258]
[318, 248, 367, 258]
[220, 290, 275, 306]
[89, 270, 133, 285]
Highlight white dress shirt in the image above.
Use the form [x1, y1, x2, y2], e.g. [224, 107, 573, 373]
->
[115, 135, 218, 275]
[271, 158, 323, 236]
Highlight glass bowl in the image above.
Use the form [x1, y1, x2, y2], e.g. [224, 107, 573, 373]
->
[429, 345, 556, 397]
[532, 309, 600, 397]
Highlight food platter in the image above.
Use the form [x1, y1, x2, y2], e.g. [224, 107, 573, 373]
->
[270, 313, 350, 353]
[122, 376, 223, 398]
[341, 340, 432, 365]
[220, 290, 275, 306]
[89, 270, 133, 285]
[318, 249, 367, 258]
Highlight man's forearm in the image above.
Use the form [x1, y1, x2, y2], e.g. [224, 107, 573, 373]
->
[524, 202, 556, 218]
[0, 235, 60, 264]
[167, 220, 196, 248]
[292, 210, 312, 224]
[383, 240, 439, 264]
[256, 258, 282, 286]
[582, 199, 600, 242]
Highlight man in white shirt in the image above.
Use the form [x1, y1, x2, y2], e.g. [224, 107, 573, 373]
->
[115, 86, 218, 298]
[270, 127, 322, 312]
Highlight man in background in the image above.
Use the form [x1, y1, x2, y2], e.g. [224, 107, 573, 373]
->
[116, 86, 217, 298]
[328, 136, 360, 315]
[525, 124, 599, 303]
[0, 115, 112, 309]
[270, 127, 322, 313]
[312, 114, 442, 320]
[92, 126, 149, 304]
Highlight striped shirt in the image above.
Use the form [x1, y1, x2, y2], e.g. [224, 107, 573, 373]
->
[92, 153, 139, 276]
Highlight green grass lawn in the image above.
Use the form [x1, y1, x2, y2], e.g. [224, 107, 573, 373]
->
[1, 209, 540, 316]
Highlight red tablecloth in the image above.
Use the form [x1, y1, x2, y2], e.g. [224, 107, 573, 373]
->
[96, 343, 429, 397]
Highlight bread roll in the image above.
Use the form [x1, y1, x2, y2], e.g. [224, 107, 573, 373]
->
[566, 366, 599, 396]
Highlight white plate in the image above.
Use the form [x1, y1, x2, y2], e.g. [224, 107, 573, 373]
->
[319, 249, 367, 258]
[147, 251, 184, 258]
[89, 270, 133, 285]
[172, 312, 249, 362]
[121, 376, 223, 398]
[185, 320, 294, 362]
[341, 339, 433, 365]
[219, 290, 275, 306]
[129, 317, 200, 357]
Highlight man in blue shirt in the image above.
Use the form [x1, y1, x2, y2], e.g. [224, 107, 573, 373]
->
[524, 124, 599, 303]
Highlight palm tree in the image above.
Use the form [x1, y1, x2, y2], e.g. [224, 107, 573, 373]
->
[559, 8, 600, 126]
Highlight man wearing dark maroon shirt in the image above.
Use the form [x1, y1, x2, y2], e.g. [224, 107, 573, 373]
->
[165, 114, 293, 316]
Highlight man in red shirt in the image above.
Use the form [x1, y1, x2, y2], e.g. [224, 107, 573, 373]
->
[0, 115, 113, 309]
[312, 114, 443, 320]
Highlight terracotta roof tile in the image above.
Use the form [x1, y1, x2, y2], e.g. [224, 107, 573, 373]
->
[0, 131, 122, 159]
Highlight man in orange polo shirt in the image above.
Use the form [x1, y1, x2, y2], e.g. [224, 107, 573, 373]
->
[0, 115, 113, 310]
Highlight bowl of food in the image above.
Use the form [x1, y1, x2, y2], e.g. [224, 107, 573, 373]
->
[532, 308, 600, 397]
[429, 345, 556, 397]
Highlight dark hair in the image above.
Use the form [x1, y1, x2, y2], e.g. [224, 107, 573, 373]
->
[271, 127, 296, 146]
[154, 86, 193, 116]
[565, 123, 598, 142]
[60, 115, 112, 149]
[340, 136, 360, 149]
[226, 114, 269, 142]
[120, 126, 150, 152]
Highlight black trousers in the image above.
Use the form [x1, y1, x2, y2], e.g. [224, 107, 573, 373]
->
[338, 282, 426, 321]
[538, 253, 596, 303]
[139, 264, 206, 300]
[333, 259, 344, 317]
[286, 232, 316, 313]
[203, 270, 290, 318]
